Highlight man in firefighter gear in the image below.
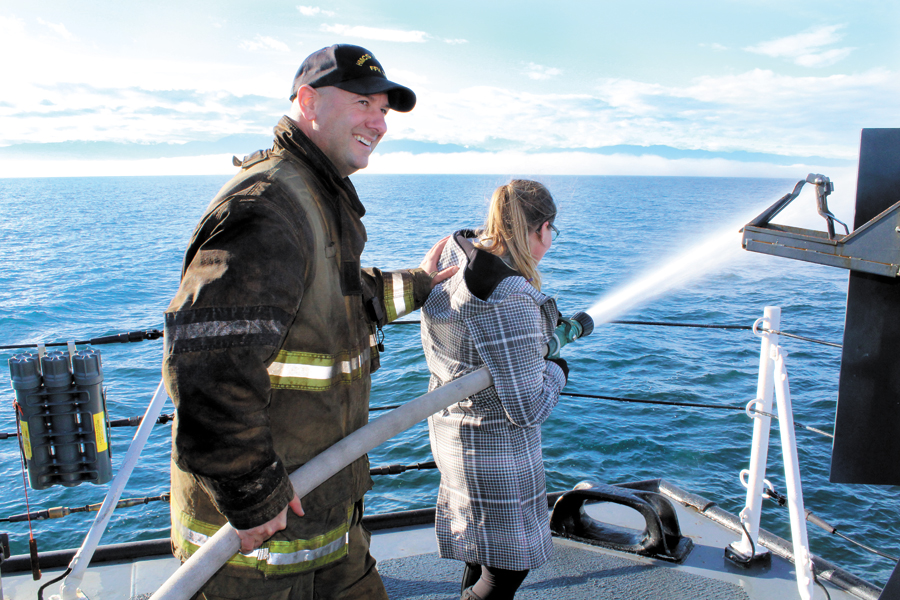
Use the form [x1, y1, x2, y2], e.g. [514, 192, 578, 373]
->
[163, 44, 456, 599]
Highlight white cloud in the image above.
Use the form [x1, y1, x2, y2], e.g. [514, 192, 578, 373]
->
[4, 65, 895, 167]
[297, 5, 335, 17]
[0, 83, 281, 145]
[37, 17, 76, 41]
[1, 9, 893, 179]
[700, 42, 728, 52]
[524, 62, 562, 80]
[0, 154, 238, 178]
[387, 68, 429, 87]
[745, 24, 854, 68]
[443, 38, 468, 45]
[0, 17, 293, 99]
[239, 35, 291, 53]
[390, 67, 898, 161]
[793, 47, 854, 68]
[320, 23, 428, 43]
[0, 14, 26, 39]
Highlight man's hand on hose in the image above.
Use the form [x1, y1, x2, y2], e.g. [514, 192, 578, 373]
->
[235, 494, 304, 553]
[421, 235, 459, 289]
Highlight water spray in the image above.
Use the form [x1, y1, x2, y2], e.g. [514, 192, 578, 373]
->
[150, 311, 596, 600]
[584, 226, 748, 326]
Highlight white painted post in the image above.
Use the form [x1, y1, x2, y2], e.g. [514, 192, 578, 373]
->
[772, 347, 815, 600]
[729, 306, 779, 561]
[53, 380, 170, 600]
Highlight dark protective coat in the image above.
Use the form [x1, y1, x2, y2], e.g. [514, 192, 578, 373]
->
[163, 117, 432, 577]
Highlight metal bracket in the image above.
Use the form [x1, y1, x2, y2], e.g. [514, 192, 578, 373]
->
[742, 173, 900, 277]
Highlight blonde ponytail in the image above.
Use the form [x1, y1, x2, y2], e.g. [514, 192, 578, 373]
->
[476, 180, 556, 290]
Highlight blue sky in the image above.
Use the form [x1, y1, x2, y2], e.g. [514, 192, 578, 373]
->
[0, 0, 897, 178]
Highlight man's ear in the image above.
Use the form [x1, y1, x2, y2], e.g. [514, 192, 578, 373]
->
[294, 85, 319, 122]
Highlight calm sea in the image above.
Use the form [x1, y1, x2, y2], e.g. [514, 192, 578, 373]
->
[0, 174, 896, 588]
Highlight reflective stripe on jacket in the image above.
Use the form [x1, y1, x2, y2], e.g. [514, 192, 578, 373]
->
[171, 495, 353, 576]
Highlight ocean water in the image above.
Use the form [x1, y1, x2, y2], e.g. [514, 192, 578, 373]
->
[0, 174, 896, 588]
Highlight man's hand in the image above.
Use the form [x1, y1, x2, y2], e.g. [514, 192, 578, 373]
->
[420, 236, 459, 289]
[235, 494, 304, 554]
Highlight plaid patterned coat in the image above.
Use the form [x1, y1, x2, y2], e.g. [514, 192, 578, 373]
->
[422, 231, 566, 571]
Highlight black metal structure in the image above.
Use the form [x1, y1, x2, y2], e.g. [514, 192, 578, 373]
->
[831, 129, 900, 485]
[741, 128, 900, 486]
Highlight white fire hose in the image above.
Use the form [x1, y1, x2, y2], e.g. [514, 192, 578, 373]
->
[149, 366, 493, 600]
[150, 309, 594, 600]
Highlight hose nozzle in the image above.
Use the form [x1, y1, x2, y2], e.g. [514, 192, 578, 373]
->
[546, 311, 594, 359]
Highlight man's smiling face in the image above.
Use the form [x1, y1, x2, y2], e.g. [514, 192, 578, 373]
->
[306, 86, 389, 178]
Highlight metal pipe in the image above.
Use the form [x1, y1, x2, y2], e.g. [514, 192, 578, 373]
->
[150, 366, 495, 600]
[772, 348, 815, 600]
[730, 306, 779, 561]
[54, 380, 169, 600]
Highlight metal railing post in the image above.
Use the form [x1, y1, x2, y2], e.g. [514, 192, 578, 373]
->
[728, 306, 779, 563]
[52, 380, 169, 600]
[772, 347, 815, 600]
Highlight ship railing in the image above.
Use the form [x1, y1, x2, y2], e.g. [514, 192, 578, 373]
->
[0, 311, 885, 600]
[725, 306, 815, 600]
[55, 382, 169, 600]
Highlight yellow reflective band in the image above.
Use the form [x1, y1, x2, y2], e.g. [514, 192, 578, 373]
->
[93, 412, 108, 453]
[21, 421, 32, 460]
[172, 506, 352, 575]
[267, 347, 371, 390]
[368, 334, 379, 359]
[385, 273, 414, 322]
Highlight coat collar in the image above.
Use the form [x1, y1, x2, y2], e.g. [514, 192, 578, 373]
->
[274, 116, 367, 296]
[453, 230, 522, 302]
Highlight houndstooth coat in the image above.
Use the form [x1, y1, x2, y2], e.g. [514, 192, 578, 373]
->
[421, 231, 566, 571]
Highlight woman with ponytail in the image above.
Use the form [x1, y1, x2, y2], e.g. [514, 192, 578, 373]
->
[421, 179, 567, 600]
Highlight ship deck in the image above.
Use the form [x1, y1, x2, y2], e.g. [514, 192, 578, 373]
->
[0, 481, 880, 600]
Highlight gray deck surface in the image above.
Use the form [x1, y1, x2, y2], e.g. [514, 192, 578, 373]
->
[380, 543, 750, 600]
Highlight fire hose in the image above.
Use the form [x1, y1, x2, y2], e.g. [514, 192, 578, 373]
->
[148, 312, 592, 600]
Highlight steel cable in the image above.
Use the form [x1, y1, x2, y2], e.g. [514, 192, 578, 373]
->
[0, 320, 841, 350]
[557, 391, 835, 440]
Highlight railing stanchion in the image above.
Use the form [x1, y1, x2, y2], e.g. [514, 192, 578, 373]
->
[727, 306, 816, 599]
[53, 381, 169, 600]
[728, 306, 779, 563]
[772, 347, 815, 600]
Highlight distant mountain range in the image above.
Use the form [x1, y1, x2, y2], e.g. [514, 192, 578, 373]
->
[0, 136, 853, 167]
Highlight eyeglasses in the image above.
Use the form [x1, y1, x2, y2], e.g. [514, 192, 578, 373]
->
[548, 222, 560, 241]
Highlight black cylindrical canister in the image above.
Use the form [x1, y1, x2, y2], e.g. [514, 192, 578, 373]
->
[9, 348, 113, 489]
[9, 353, 48, 490]
[40, 351, 81, 486]
[72, 348, 112, 485]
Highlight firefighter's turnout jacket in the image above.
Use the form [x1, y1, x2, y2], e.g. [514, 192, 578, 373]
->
[163, 116, 432, 578]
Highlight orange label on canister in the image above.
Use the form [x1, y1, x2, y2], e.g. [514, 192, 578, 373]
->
[93, 412, 108, 453]
[21, 421, 32, 460]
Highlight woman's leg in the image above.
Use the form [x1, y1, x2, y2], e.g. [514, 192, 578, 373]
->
[461, 563, 483, 593]
[466, 565, 529, 600]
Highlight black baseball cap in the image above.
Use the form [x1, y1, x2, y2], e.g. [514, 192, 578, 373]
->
[290, 44, 416, 112]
